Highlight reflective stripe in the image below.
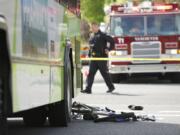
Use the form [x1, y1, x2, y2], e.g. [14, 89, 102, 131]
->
[12, 56, 64, 67]
[81, 57, 180, 61]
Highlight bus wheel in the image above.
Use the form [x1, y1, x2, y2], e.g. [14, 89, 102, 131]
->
[0, 78, 7, 135]
[23, 108, 47, 126]
[49, 58, 72, 127]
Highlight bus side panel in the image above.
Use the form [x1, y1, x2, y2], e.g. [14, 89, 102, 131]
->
[49, 67, 63, 103]
[0, 0, 81, 113]
[12, 64, 50, 112]
[0, 0, 65, 113]
[49, 2, 66, 103]
[12, 0, 64, 112]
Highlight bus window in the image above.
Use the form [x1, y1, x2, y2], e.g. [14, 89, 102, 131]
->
[21, 0, 48, 58]
[21, 0, 66, 59]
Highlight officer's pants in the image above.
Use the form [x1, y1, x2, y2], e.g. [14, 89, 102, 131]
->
[86, 61, 114, 91]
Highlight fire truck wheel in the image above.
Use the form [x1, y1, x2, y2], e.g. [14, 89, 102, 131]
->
[48, 52, 72, 127]
[110, 74, 126, 83]
[171, 73, 180, 83]
[110, 74, 120, 83]
[0, 78, 7, 135]
[23, 107, 47, 126]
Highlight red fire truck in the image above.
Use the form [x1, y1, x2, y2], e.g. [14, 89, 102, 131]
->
[108, 1, 180, 83]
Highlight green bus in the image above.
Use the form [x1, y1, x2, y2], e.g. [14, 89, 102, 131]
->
[0, 0, 82, 132]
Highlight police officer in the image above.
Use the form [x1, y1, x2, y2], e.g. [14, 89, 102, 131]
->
[81, 22, 115, 94]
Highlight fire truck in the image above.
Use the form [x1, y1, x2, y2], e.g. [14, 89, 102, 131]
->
[108, 1, 180, 83]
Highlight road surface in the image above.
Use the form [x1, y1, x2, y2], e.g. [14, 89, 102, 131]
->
[7, 67, 180, 135]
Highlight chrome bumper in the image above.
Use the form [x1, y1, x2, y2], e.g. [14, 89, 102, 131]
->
[109, 64, 180, 74]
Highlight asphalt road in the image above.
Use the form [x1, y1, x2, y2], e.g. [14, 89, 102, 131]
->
[6, 66, 180, 135]
[7, 119, 180, 135]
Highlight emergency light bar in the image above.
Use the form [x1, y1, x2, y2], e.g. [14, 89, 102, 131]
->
[154, 3, 179, 11]
[155, 5, 173, 10]
[111, 3, 179, 13]
[111, 5, 124, 12]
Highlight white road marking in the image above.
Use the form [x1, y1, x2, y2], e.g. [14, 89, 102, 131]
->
[159, 111, 180, 113]
[7, 118, 23, 121]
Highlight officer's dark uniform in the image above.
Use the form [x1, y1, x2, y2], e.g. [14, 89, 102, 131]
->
[83, 30, 115, 93]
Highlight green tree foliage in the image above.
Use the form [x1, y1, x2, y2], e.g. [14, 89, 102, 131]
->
[106, 0, 117, 4]
[153, 0, 180, 4]
[81, 0, 105, 23]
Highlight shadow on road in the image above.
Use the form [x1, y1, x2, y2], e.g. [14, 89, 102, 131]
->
[7, 119, 180, 135]
[111, 76, 180, 85]
[111, 92, 141, 96]
[90, 75, 180, 85]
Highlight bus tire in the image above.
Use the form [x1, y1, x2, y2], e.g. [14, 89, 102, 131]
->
[49, 55, 72, 127]
[0, 78, 7, 135]
[23, 107, 47, 126]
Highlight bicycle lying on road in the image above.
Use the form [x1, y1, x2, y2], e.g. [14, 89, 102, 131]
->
[72, 102, 156, 123]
